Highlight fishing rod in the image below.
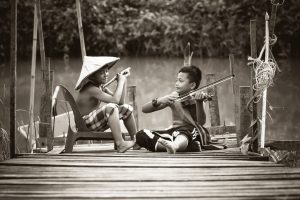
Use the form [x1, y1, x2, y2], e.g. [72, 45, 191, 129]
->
[102, 67, 131, 88]
[176, 74, 235, 102]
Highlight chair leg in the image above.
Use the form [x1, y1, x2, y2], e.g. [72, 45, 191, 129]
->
[65, 126, 77, 153]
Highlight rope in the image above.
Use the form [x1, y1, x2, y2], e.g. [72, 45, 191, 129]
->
[247, 35, 280, 112]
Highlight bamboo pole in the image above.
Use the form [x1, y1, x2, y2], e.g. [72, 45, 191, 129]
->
[229, 54, 238, 134]
[36, 0, 46, 70]
[10, 0, 17, 158]
[76, 0, 86, 59]
[250, 19, 258, 152]
[261, 13, 270, 149]
[28, 2, 38, 153]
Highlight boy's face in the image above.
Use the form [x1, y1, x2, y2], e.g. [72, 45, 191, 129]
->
[175, 72, 195, 95]
[94, 67, 109, 84]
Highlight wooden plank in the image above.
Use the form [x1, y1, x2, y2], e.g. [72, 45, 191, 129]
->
[1, 187, 300, 198]
[265, 140, 300, 151]
[239, 86, 251, 142]
[206, 74, 220, 126]
[9, 0, 18, 158]
[1, 145, 299, 199]
[206, 125, 236, 135]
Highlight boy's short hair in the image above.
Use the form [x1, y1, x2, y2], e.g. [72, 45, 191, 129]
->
[179, 65, 202, 89]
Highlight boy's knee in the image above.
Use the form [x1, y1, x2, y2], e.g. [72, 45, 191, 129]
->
[104, 103, 118, 118]
[136, 129, 159, 152]
[120, 104, 133, 119]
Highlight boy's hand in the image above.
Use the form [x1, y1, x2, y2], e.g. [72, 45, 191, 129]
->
[159, 92, 179, 105]
[194, 91, 211, 102]
[120, 67, 131, 78]
[117, 73, 126, 82]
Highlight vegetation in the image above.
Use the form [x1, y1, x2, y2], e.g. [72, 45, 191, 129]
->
[0, 0, 299, 61]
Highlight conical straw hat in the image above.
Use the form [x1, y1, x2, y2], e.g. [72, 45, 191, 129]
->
[75, 56, 119, 90]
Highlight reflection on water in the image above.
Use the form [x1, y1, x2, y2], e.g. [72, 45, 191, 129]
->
[1, 57, 299, 140]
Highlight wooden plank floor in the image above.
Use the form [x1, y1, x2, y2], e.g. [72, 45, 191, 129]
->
[0, 144, 300, 199]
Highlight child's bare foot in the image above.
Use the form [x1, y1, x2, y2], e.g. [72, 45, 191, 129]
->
[117, 141, 135, 153]
[158, 138, 176, 154]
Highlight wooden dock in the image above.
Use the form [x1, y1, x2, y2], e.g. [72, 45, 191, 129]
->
[1, 144, 300, 199]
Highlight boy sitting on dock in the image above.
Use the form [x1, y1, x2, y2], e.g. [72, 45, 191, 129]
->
[136, 65, 210, 154]
[75, 56, 137, 153]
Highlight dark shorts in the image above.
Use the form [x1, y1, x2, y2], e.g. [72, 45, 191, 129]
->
[136, 126, 198, 152]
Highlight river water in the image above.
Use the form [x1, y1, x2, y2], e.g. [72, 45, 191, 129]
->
[1, 57, 299, 140]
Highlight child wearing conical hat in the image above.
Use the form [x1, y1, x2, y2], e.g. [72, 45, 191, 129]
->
[75, 56, 136, 153]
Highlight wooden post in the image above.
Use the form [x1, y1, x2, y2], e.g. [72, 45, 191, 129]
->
[250, 19, 258, 152]
[261, 13, 270, 149]
[28, 2, 38, 153]
[39, 59, 53, 151]
[127, 86, 138, 130]
[9, 0, 17, 158]
[239, 86, 251, 143]
[37, 0, 53, 151]
[76, 0, 86, 59]
[229, 54, 238, 132]
[269, 3, 278, 38]
[206, 74, 220, 127]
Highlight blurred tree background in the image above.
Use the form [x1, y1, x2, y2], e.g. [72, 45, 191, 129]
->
[0, 0, 299, 61]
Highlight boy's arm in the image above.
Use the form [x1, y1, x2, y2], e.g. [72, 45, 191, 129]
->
[89, 74, 126, 104]
[103, 87, 114, 96]
[103, 79, 127, 105]
[118, 78, 127, 105]
[194, 91, 209, 125]
[142, 92, 178, 113]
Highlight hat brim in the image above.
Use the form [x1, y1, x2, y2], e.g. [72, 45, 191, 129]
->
[75, 56, 120, 90]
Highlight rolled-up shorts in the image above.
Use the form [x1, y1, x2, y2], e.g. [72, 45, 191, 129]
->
[82, 103, 133, 131]
[136, 126, 198, 152]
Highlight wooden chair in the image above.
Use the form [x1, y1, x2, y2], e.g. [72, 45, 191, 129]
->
[56, 85, 124, 153]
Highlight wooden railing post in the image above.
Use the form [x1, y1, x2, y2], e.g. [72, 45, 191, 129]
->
[250, 19, 258, 152]
[39, 59, 53, 151]
[28, 2, 38, 153]
[127, 86, 139, 130]
[229, 54, 238, 133]
[9, 0, 18, 158]
[206, 74, 220, 127]
[238, 86, 251, 143]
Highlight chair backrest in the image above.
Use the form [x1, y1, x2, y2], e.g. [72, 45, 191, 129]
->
[58, 85, 89, 131]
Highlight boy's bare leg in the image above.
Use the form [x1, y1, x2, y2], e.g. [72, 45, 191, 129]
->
[108, 109, 135, 153]
[123, 114, 137, 140]
[124, 114, 141, 150]
[157, 138, 176, 154]
[173, 134, 189, 152]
